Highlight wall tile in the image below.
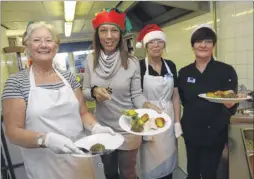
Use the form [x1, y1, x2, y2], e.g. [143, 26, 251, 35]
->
[235, 38, 247, 51]
[219, 24, 235, 39]
[238, 78, 248, 86]
[222, 39, 235, 52]
[235, 51, 247, 65]
[246, 79, 253, 90]
[235, 65, 248, 79]
[224, 52, 236, 65]
[248, 65, 253, 80]
[246, 51, 253, 65]
[246, 36, 253, 51]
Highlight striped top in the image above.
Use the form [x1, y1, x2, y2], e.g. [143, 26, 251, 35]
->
[2, 69, 80, 106]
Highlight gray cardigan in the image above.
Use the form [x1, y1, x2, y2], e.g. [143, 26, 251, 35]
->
[83, 54, 147, 150]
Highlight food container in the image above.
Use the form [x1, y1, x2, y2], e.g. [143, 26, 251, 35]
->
[241, 128, 254, 178]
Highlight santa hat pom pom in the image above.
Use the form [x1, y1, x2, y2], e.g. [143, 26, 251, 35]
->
[136, 42, 142, 48]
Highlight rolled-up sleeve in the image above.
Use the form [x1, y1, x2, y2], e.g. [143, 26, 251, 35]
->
[82, 54, 95, 101]
[130, 59, 147, 108]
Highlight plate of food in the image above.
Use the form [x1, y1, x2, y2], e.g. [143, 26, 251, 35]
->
[198, 90, 252, 103]
[72, 133, 124, 157]
[119, 108, 172, 136]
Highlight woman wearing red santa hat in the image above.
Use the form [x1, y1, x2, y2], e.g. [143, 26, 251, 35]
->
[178, 24, 238, 179]
[136, 24, 183, 179]
[82, 8, 161, 179]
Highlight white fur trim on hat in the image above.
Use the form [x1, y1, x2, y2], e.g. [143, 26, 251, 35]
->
[192, 24, 215, 36]
[136, 42, 143, 48]
[143, 30, 166, 46]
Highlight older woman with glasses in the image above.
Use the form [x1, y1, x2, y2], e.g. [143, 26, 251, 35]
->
[1, 21, 114, 179]
[136, 24, 183, 179]
[178, 24, 238, 179]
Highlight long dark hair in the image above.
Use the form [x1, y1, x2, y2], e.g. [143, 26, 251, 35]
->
[92, 28, 132, 70]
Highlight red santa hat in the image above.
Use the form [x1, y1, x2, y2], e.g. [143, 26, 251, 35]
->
[136, 24, 166, 48]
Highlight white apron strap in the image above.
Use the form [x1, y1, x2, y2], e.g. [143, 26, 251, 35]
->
[145, 57, 150, 75]
[29, 66, 71, 88]
[163, 59, 173, 77]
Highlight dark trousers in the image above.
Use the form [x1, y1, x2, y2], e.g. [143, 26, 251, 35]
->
[185, 141, 225, 179]
[158, 173, 173, 179]
[101, 149, 138, 179]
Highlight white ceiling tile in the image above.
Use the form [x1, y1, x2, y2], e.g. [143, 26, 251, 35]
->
[51, 20, 64, 34]
[72, 20, 86, 33]
[76, 2, 94, 17]
[42, 1, 64, 17]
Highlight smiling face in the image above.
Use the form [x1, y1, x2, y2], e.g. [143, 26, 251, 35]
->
[146, 39, 165, 58]
[191, 27, 216, 59]
[26, 27, 57, 62]
[193, 39, 214, 59]
[98, 24, 120, 54]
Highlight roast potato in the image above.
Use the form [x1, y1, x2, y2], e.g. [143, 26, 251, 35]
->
[155, 117, 165, 128]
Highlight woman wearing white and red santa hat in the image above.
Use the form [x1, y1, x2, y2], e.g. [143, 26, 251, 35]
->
[136, 24, 183, 179]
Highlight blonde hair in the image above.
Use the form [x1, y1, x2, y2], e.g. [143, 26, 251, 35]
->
[22, 22, 60, 46]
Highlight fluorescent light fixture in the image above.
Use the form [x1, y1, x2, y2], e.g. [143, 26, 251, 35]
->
[65, 22, 73, 37]
[232, 8, 254, 17]
[64, 1, 77, 21]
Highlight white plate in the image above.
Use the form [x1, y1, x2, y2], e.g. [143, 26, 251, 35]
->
[198, 93, 252, 103]
[119, 109, 172, 136]
[72, 133, 124, 158]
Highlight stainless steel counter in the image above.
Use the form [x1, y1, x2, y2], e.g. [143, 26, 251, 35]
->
[228, 123, 253, 179]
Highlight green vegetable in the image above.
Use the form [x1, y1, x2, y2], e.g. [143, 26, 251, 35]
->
[90, 143, 105, 153]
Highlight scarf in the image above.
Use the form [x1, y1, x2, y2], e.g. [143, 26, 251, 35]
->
[95, 50, 121, 79]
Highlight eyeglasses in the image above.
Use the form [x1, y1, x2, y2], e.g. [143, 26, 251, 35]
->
[30, 38, 55, 45]
[147, 39, 165, 46]
[195, 39, 214, 45]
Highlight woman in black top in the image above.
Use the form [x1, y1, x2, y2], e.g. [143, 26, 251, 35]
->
[136, 24, 182, 179]
[178, 24, 238, 179]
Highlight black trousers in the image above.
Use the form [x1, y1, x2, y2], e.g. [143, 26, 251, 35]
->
[101, 149, 138, 179]
[158, 173, 173, 179]
[185, 141, 226, 179]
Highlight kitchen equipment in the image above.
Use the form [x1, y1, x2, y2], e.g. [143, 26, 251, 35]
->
[241, 128, 254, 178]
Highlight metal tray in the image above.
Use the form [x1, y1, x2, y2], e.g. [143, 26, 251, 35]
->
[241, 129, 254, 152]
[241, 128, 254, 178]
[247, 153, 254, 179]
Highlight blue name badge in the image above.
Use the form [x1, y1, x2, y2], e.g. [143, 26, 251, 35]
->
[187, 77, 196, 83]
[164, 73, 173, 80]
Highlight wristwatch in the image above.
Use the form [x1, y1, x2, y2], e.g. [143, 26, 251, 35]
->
[37, 134, 45, 148]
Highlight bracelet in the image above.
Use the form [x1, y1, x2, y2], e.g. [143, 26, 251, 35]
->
[91, 85, 98, 99]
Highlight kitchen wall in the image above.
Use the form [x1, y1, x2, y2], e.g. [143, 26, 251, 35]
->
[1, 26, 20, 94]
[217, 1, 253, 90]
[162, 1, 253, 91]
[1, 26, 29, 179]
[1, 26, 10, 94]
[162, 11, 213, 70]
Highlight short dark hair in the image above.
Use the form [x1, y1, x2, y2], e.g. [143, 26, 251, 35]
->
[191, 27, 217, 47]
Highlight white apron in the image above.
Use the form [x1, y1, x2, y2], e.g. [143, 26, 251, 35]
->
[21, 66, 95, 179]
[138, 58, 177, 179]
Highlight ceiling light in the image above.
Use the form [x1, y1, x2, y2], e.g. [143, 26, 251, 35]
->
[64, 1, 77, 21]
[65, 22, 73, 37]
